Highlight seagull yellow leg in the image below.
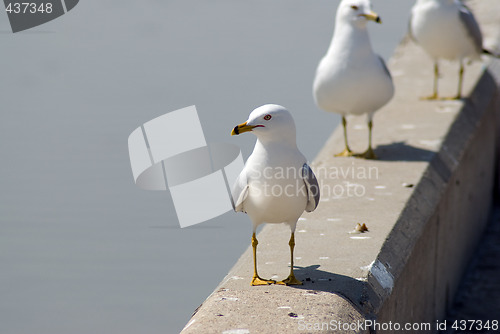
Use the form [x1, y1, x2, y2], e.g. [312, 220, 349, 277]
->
[335, 116, 354, 157]
[356, 120, 377, 159]
[444, 62, 464, 100]
[456, 62, 464, 99]
[421, 62, 439, 100]
[277, 233, 303, 286]
[250, 233, 275, 286]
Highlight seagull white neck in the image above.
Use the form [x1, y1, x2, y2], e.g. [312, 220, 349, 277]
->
[254, 136, 298, 152]
[327, 22, 374, 60]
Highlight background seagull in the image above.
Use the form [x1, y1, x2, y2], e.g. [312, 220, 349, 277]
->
[313, 0, 394, 159]
[231, 104, 320, 286]
[410, 0, 499, 100]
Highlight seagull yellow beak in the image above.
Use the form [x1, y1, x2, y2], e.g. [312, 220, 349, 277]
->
[231, 122, 258, 135]
[361, 11, 381, 23]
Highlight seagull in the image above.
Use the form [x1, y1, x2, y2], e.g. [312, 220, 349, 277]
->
[410, 0, 498, 100]
[313, 0, 394, 159]
[231, 104, 320, 286]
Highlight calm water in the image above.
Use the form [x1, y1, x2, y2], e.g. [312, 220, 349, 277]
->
[0, 1, 413, 333]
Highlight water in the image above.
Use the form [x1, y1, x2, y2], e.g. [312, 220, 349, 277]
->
[0, 1, 413, 333]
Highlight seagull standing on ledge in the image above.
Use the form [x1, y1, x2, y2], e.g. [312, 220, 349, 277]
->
[231, 104, 320, 286]
[410, 0, 498, 100]
[313, 0, 394, 159]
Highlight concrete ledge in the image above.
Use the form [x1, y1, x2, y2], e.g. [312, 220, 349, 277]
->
[181, 1, 500, 333]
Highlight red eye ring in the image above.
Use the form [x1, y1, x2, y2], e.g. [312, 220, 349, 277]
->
[264, 114, 272, 121]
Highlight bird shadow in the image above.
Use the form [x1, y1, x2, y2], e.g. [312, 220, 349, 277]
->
[290, 264, 371, 314]
[373, 141, 435, 162]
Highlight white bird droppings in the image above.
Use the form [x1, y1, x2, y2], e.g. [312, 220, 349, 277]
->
[223, 330, 250, 334]
[278, 306, 291, 309]
[371, 260, 394, 292]
[298, 229, 307, 233]
[391, 70, 405, 77]
[419, 139, 441, 149]
[298, 218, 307, 221]
[319, 256, 329, 260]
[350, 236, 371, 240]
[220, 297, 239, 301]
[327, 218, 342, 222]
[436, 105, 458, 113]
[375, 185, 386, 189]
[360, 260, 375, 271]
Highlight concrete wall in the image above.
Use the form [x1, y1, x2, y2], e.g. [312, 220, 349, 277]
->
[375, 61, 500, 332]
[181, 1, 500, 333]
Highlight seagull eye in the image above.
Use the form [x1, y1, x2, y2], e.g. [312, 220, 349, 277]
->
[263, 114, 272, 121]
[350, 5, 359, 10]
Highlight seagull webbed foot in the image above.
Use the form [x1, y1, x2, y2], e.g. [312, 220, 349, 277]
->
[442, 94, 462, 100]
[355, 147, 377, 160]
[277, 274, 303, 286]
[251, 276, 276, 286]
[334, 148, 354, 157]
[420, 93, 439, 100]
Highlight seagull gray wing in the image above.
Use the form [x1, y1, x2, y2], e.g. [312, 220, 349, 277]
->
[377, 55, 392, 80]
[302, 163, 320, 212]
[231, 170, 249, 212]
[458, 4, 483, 54]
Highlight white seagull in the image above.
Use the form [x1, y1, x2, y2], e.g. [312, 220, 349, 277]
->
[313, 0, 394, 159]
[231, 104, 320, 286]
[410, 0, 498, 100]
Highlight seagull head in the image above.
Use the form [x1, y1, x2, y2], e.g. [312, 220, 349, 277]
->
[231, 104, 297, 145]
[338, 0, 381, 27]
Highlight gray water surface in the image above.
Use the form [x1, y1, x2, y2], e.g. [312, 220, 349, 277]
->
[0, 1, 413, 333]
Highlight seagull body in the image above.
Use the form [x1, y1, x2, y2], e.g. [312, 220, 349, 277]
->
[410, 0, 487, 99]
[231, 104, 320, 286]
[237, 143, 309, 225]
[410, 0, 481, 61]
[313, 0, 394, 159]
